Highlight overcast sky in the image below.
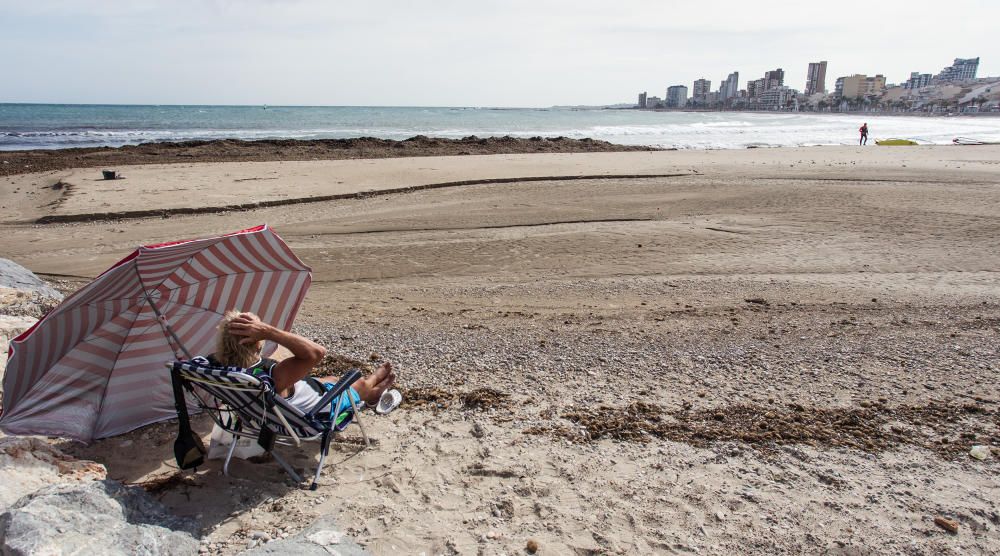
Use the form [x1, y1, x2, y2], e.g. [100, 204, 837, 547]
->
[1, 0, 995, 107]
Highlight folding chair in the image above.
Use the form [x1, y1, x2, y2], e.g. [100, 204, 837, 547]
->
[166, 360, 370, 490]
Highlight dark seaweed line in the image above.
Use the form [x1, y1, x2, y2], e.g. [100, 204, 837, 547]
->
[35, 173, 691, 224]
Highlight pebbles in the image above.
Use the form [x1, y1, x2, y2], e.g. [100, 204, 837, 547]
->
[250, 530, 272, 542]
[280, 282, 998, 554]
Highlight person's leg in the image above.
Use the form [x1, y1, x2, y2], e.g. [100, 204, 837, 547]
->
[316, 362, 395, 406]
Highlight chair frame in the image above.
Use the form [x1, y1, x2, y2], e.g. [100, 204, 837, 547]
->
[167, 360, 370, 490]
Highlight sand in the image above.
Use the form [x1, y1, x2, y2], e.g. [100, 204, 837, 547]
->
[2, 144, 998, 554]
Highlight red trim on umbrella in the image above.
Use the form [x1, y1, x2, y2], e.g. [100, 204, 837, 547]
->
[143, 224, 268, 249]
[7, 225, 273, 355]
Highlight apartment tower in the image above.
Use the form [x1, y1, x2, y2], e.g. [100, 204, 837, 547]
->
[805, 61, 827, 95]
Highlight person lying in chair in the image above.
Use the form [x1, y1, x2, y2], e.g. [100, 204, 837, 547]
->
[193, 311, 399, 415]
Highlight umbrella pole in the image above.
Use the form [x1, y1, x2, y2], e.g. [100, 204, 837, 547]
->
[146, 293, 192, 360]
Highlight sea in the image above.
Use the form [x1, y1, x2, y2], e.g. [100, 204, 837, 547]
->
[2, 103, 999, 151]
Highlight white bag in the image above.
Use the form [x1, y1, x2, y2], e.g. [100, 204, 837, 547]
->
[206, 423, 266, 460]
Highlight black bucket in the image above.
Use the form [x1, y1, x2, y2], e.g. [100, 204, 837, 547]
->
[102, 170, 117, 180]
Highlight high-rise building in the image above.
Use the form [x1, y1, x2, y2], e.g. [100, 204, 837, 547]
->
[904, 72, 933, 90]
[638, 92, 647, 108]
[764, 68, 784, 91]
[936, 57, 979, 82]
[666, 85, 688, 108]
[693, 79, 712, 101]
[760, 86, 795, 110]
[747, 78, 766, 98]
[834, 74, 886, 98]
[720, 72, 739, 100]
[805, 61, 827, 95]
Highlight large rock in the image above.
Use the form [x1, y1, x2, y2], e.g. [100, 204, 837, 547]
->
[0, 480, 198, 556]
[0, 258, 62, 303]
[0, 437, 107, 513]
[241, 515, 366, 556]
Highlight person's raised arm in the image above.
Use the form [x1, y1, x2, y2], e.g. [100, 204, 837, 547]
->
[227, 313, 326, 394]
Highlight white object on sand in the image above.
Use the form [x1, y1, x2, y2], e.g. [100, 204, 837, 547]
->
[206, 423, 265, 460]
[375, 389, 403, 415]
[969, 445, 992, 460]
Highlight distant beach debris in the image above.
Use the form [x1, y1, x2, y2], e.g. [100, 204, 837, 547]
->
[875, 139, 919, 146]
[953, 136, 999, 145]
[101, 169, 122, 180]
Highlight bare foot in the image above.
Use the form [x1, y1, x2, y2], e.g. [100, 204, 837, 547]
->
[355, 362, 396, 405]
[371, 362, 392, 382]
[365, 370, 396, 405]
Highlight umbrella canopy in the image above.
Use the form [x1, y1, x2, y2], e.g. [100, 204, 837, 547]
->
[0, 225, 311, 441]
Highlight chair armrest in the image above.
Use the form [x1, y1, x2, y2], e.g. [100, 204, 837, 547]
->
[305, 369, 362, 419]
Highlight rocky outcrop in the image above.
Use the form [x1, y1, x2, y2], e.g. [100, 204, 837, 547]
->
[0, 480, 198, 555]
[0, 437, 107, 513]
[0, 258, 63, 317]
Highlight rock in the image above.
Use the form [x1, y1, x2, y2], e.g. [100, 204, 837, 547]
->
[251, 531, 272, 542]
[934, 516, 959, 534]
[0, 480, 197, 555]
[0, 436, 107, 513]
[526, 538, 540, 553]
[241, 515, 364, 555]
[969, 445, 992, 461]
[0, 258, 63, 302]
[376, 475, 401, 494]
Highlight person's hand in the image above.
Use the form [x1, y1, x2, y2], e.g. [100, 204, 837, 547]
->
[227, 313, 273, 345]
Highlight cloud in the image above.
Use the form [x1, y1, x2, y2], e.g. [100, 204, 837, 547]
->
[0, 0, 996, 106]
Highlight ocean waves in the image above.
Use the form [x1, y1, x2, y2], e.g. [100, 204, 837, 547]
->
[2, 104, 999, 151]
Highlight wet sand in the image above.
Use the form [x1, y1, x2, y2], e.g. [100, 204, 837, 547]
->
[2, 144, 998, 554]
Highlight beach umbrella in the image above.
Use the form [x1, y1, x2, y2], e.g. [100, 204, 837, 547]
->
[0, 225, 311, 441]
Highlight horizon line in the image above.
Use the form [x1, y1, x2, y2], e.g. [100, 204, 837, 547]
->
[0, 101, 631, 110]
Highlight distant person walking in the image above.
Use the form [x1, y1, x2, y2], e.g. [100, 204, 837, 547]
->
[859, 123, 869, 145]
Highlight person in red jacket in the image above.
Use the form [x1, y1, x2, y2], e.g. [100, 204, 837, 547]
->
[859, 123, 869, 145]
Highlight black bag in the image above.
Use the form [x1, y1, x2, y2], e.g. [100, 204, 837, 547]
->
[170, 365, 206, 470]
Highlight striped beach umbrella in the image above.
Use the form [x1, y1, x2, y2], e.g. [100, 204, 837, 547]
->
[0, 225, 311, 441]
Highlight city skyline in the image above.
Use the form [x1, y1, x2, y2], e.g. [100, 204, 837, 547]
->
[646, 56, 984, 108]
[1, 0, 997, 107]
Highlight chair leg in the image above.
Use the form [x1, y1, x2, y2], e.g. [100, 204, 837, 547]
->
[223, 431, 239, 476]
[311, 430, 332, 491]
[271, 450, 303, 485]
[347, 394, 371, 448]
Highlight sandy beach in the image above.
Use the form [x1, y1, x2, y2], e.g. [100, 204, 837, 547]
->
[2, 144, 999, 554]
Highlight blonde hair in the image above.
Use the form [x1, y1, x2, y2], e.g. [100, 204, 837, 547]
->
[215, 310, 262, 368]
